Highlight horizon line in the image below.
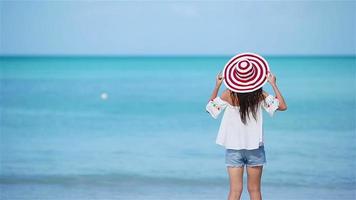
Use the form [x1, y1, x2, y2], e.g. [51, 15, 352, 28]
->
[0, 53, 355, 58]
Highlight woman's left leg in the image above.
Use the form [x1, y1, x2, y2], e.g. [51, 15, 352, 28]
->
[227, 166, 244, 200]
[246, 165, 263, 200]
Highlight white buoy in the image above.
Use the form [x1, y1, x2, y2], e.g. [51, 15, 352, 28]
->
[101, 92, 108, 100]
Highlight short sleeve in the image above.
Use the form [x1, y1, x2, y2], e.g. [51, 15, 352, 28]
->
[205, 97, 228, 119]
[262, 94, 280, 117]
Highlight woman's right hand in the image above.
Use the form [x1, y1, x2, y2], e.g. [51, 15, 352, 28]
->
[266, 71, 287, 110]
[266, 72, 277, 86]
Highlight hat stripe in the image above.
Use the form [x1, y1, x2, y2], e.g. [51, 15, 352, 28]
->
[228, 57, 263, 86]
[236, 61, 253, 73]
[237, 66, 254, 75]
[223, 53, 269, 93]
[233, 66, 258, 84]
[230, 69, 266, 90]
[237, 68, 255, 78]
[231, 63, 260, 86]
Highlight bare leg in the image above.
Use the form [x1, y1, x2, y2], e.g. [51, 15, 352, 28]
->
[227, 166, 244, 200]
[247, 166, 263, 200]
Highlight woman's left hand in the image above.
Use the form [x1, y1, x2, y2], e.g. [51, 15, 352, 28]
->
[216, 71, 224, 87]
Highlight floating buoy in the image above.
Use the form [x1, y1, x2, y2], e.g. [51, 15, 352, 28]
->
[101, 92, 108, 100]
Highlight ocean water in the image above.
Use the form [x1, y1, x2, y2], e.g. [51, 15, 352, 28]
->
[0, 56, 355, 200]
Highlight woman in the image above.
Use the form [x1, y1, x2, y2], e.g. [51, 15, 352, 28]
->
[206, 70, 287, 200]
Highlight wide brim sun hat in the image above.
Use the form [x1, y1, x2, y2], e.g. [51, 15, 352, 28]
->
[222, 52, 270, 93]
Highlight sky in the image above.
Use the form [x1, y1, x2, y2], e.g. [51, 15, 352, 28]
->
[0, 1, 355, 56]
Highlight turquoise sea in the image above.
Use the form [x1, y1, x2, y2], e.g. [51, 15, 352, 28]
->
[0, 56, 355, 200]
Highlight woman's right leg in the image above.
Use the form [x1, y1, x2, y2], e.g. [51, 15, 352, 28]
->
[227, 166, 244, 200]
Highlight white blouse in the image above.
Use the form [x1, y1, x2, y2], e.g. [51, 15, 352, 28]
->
[206, 94, 279, 150]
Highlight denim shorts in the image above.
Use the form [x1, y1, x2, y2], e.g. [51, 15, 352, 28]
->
[225, 145, 266, 167]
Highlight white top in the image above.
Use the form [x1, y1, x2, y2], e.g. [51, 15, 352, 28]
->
[206, 94, 279, 150]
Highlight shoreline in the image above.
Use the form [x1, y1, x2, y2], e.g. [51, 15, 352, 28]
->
[1, 179, 355, 200]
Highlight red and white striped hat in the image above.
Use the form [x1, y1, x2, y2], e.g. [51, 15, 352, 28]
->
[222, 52, 270, 93]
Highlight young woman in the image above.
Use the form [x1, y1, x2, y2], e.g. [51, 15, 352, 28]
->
[206, 71, 287, 200]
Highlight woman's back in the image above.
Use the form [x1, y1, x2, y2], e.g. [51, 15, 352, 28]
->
[207, 89, 280, 150]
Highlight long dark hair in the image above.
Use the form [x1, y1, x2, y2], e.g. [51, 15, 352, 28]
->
[230, 88, 264, 125]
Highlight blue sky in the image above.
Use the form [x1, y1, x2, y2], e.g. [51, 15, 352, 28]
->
[0, 1, 355, 56]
